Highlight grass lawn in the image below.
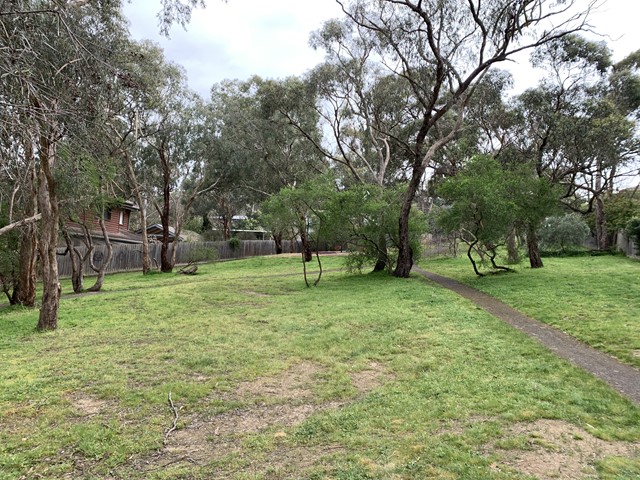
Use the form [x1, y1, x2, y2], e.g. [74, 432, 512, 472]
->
[0, 255, 638, 479]
[423, 253, 640, 369]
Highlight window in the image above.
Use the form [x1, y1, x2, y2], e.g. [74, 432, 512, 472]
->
[119, 210, 125, 226]
[103, 209, 112, 221]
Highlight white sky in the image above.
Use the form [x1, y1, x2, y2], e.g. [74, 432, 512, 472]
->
[124, 0, 640, 99]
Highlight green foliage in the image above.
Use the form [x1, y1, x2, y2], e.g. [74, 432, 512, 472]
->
[0, 221, 19, 301]
[624, 218, 640, 250]
[604, 190, 640, 234]
[185, 245, 218, 264]
[437, 156, 516, 245]
[323, 184, 427, 273]
[228, 237, 241, 251]
[538, 213, 591, 252]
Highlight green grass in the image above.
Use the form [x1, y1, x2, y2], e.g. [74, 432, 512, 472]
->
[423, 253, 640, 368]
[0, 255, 638, 479]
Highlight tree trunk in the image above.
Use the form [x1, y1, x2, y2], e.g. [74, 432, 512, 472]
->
[123, 150, 151, 274]
[526, 224, 543, 269]
[506, 227, 520, 264]
[594, 164, 609, 250]
[158, 143, 173, 273]
[394, 164, 425, 277]
[273, 233, 283, 254]
[13, 151, 38, 307]
[222, 214, 231, 241]
[62, 228, 84, 293]
[87, 218, 112, 292]
[373, 232, 388, 272]
[139, 200, 151, 274]
[299, 216, 312, 262]
[170, 219, 182, 269]
[36, 133, 60, 331]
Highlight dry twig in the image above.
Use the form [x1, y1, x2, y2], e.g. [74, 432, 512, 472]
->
[163, 391, 180, 444]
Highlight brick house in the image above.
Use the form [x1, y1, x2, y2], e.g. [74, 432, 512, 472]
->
[66, 201, 143, 245]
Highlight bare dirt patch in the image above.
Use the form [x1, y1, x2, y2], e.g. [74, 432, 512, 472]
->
[235, 361, 322, 401]
[349, 361, 391, 393]
[241, 290, 271, 298]
[70, 394, 110, 417]
[487, 419, 640, 479]
[138, 360, 391, 475]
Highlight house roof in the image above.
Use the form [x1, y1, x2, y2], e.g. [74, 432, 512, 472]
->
[121, 200, 140, 212]
[66, 226, 143, 245]
[138, 224, 184, 241]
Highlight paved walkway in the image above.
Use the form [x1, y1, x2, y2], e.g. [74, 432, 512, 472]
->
[413, 266, 640, 405]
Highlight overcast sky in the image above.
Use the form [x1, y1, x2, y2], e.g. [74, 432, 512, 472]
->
[124, 0, 640, 99]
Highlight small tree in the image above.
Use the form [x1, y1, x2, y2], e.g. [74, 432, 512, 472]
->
[538, 213, 591, 253]
[625, 218, 640, 252]
[436, 156, 517, 276]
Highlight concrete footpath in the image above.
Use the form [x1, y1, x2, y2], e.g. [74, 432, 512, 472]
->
[413, 266, 640, 405]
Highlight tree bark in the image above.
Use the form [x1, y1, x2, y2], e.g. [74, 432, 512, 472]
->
[526, 224, 543, 269]
[506, 228, 520, 264]
[62, 228, 83, 293]
[36, 132, 60, 331]
[393, 163, 425, 277]
[594, 162, 609, 250]
[13, 152, 38, 307]
[273, 233, 283, 254]
[88, 218, 113, 292]
[373, 232, 389, 272]
[300, 216, 313, 262]
[159, 144, 173, 273]
[123, 150, 151, 274]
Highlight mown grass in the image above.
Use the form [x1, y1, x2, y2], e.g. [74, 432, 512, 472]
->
[0, 255, 638, 479]
[423, 253, 640, 368]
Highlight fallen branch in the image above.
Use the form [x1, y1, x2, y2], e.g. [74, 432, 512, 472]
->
[163, 391, 180, 444]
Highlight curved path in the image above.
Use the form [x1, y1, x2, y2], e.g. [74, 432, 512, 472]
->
[413, 266, 640, 405]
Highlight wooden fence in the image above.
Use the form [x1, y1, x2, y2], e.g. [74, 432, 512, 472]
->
[616, 231, 639, 258]
[57, 240, 302, 278]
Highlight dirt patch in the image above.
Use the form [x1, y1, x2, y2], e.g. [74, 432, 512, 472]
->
[487, 419, 640, 479]
[349, 361, 391, 393]
[139, 361, 391, 474]
[235, 361, 322, 401]
[241, 290, 271, 298]
[70, 394, 110, 417]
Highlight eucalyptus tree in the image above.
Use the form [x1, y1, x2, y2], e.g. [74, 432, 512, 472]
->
[307, 18, 417, 270]
[135, 63, 214, 272]
[509, 36, 639, 258]
[204, 76, 324, 258]
[336, 0, 595, 277]
[0, 1, 133, 329]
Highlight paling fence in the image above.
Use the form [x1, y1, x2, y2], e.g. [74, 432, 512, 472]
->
[57, 240, 302, 278]
[616, 232, 639, 258]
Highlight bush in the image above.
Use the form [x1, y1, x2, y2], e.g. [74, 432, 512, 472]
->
[186, 245, 218, 264]
[624, 217, 640, 250]
[538, 213, 590, 252]
[228, 237, 241, 251]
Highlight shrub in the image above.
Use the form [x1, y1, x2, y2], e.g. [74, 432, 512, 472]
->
[228, 237, 241, 251]
[538, 213, 590, 252]
[624, 217, 640, 251]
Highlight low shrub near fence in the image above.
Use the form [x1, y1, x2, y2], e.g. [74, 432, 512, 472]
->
[57, 240, 302, 278]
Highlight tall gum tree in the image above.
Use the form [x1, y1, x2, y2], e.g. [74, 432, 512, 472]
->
[306, 19, 416, 270]
[337, 0, 595, 277]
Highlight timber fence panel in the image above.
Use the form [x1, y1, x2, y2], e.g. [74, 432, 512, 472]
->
[617, 232, 639, 258]
[57, 239, 306, 278]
